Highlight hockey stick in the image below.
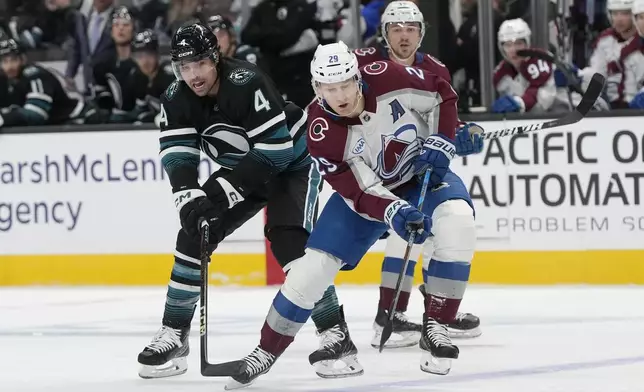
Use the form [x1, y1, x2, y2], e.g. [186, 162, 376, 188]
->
[480, 72, 605, 141]
[199, 219, 245, 377]
[379, 169, 432, 353]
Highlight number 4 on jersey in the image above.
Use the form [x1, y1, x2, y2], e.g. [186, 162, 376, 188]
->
[254, 89, 271, 112]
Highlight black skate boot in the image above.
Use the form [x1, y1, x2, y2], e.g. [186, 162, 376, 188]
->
[137, 325, 190, 378]
[446, 312, 482, 338]
[309, 306, 364, 378]
[225, 346, 277, 390]
[419, 314, 459, 375]
[371, 307, 422, 349]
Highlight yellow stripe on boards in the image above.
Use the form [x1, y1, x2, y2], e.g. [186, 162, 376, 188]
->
[1, 250, 643, 285]
[0, 254, 266, 286]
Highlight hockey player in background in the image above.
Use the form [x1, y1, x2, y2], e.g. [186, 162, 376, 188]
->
[622, 0, 644, 108]
[131, 29, 174, 123]
[92, 6, 149, 123]
[136, 22, 332, 379]
[0, 38, 98, 127]
[223, 41, 476, 389]
[491, 18, 560, 113]
[347, 0, 481, 350]
[206, 14, 267, 72]
[580, 0, 636, 108]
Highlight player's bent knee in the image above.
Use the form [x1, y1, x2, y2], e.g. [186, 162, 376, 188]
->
[267, 226, 308, 270]
[281, 249, 343, 309]
[431, 199, 476, 262]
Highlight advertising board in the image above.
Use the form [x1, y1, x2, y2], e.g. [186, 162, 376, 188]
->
[1, 117, 643, 285]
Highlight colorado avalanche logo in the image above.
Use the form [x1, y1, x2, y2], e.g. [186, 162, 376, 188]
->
[376, 124, 421, 185]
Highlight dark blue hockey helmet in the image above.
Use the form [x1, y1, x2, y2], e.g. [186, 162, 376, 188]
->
[206, 15, 234, 33]
[170, 22, 220, 64]
[0, 38, 22, 58]
[112, 6, 134, 23]
[132, 29, 159, 53]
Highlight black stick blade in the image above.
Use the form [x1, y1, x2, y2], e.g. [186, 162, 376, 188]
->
[202, 360, 246, 377]
[576, 73, 605, 116]
[379, 321, 394, 353]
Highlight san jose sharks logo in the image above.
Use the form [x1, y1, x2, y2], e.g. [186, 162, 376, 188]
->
[376, 124, 421, 185]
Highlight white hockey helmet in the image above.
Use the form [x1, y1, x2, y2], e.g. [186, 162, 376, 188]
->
[607, 0, 634, 23]
[497, 18, 532, 45]
[633, 0, 644, 14]
[632, 0, 644, 35]
[381, 1, 426, 40]
[310, 41, 360, 86]
[608, 0, 634, 11]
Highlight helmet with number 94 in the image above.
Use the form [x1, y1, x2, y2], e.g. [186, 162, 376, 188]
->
[380, 1, 425, 62]
[170, 22, 220, 96]
[310, 41, 363, 117]
[632, 0, 644, 36]
[497, 18, 531, 64]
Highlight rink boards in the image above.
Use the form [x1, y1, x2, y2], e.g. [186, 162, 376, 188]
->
[1, 116, 644, 285]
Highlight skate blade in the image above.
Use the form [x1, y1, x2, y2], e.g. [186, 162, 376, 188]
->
[420, 353, 452, 375]
[371, 328, 421, 349]
[224, 378, 255, 391]
[447, 326, 482, 339]
[138, 357, 188, 379]
[314, 354, 364, 379]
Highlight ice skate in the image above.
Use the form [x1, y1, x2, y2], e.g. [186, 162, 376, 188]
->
[225, 346, 276, 390]
[419, 315, 459, 375]
[309, 306, 363, 378]
[138, 325, 190, 378]
[445, 311, 482, 338]
[371, 307, 422, 349]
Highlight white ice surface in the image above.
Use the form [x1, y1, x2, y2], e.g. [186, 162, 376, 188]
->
[1, 285, 643, 392]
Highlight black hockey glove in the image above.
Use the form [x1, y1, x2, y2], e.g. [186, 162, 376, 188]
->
[202, 175, 245, 214]
[174, 188, 219, 239]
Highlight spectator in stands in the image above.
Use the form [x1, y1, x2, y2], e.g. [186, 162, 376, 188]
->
[131, 29, 174, 123]
[206, 14, 266, 71]
[66, 0, 116, 93]
[241, 0, 319, 108]
[0, 38, 100, 127]
[91, 6, 148, 123]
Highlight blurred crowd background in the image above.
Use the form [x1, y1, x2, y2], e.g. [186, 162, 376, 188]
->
[0, 0, 640, 128]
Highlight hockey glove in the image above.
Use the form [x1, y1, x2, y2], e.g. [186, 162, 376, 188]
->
[413, 134, 456, 188]
[174, 188, 219, 239]
[630, 91, 644, 109]
[554, 64, 581, 88]
[455, 123, 484, 156]
[202, 175, 245, 215]
[491, 95, 523, 113]
[384, 200, 431, 244]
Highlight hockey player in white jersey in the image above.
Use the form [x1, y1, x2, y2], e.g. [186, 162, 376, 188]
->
[353, 0, 482, 350]
[622, 0, 644, 108]
[492, 18, 565, 113]
[222, 41, 477, 389]
[579, 0, 636, 108]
